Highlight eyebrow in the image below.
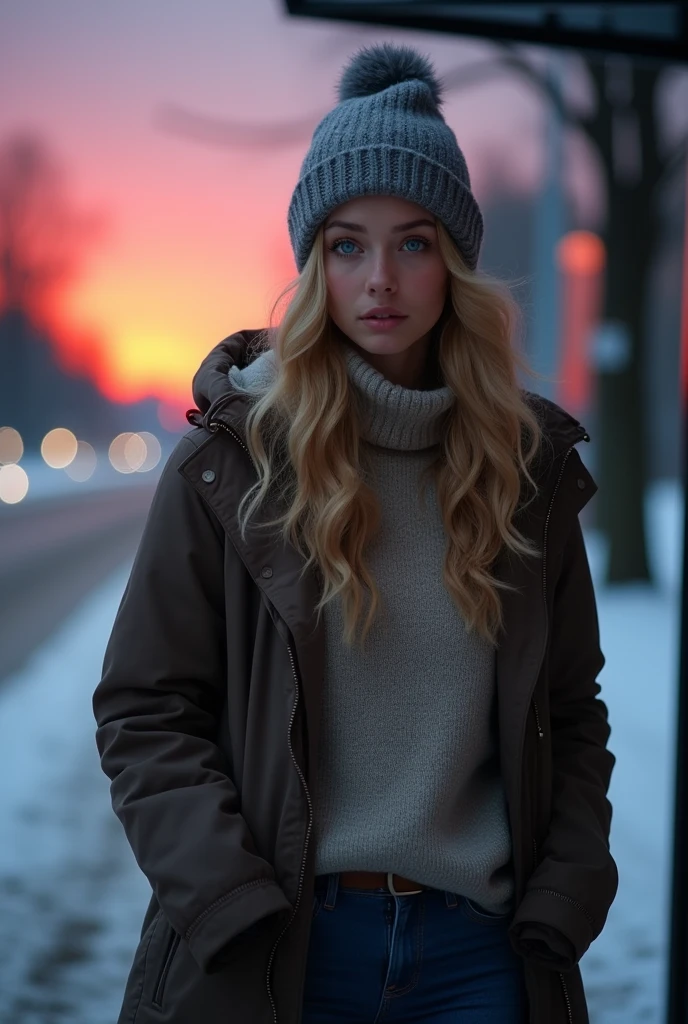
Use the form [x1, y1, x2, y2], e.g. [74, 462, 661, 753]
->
[323, 218, 436, 233]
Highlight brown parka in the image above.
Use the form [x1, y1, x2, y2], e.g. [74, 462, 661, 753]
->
[93, 329, 618, 1024]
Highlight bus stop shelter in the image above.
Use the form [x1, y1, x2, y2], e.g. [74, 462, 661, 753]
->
[282, 4, 688, 1021]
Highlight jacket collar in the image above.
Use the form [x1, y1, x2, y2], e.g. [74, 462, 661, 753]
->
[189, 329, 589, 458]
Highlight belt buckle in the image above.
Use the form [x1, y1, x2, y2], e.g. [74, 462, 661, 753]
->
[386, 871, 423, 896]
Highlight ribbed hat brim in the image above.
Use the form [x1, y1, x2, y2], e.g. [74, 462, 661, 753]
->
[287, 145, 483, 273]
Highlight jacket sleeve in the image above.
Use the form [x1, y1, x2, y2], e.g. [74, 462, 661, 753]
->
[92, 435, 292, 974]
[510, 514, 618, 969]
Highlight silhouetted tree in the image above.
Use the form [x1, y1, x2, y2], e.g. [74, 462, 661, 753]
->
[0, 132, 104, 317]
[0, 132, 116, 447]
[488, 51, 687, 582]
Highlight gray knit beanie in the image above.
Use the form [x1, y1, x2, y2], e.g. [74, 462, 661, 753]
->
[287, 42, 483, 273]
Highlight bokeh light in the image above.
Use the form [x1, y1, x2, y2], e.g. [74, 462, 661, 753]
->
[109, 432, 136, 473]
[41, 428, 78, 469]
[108, 431, 161, 473]
[124, 433, 147, 471]
[136, 432, 162, 472]
[64, 440, 97, 482]
[0, 463, 29, 504]
[0, 427, 24, 465]
[556, 231, 606, 276]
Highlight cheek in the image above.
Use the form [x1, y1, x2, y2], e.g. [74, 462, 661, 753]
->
[325, 264, 359, 314]
[405, 261, 447, 306]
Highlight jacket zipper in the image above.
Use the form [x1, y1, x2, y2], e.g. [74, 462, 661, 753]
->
[208, 416, 253, 461]
[533, 433, 588, 1024]
[532, 836, 573, 1024]
[560, 973, 573, 1024]
[208, 415, 313, 1024]
[532, 699, 544, 739]
[264, 644, 313, 1024]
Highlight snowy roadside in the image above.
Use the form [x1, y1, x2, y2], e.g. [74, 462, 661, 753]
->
[0, 563, 149, 1024]
[579, 479, 682, 1023]
[0, 481, 682, 1022]
[579, 582, 677, 1023]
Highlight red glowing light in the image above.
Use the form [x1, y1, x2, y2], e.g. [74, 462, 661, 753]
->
[556, 231, 606, 277]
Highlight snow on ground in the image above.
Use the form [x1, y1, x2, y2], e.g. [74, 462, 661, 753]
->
[578, 580, 677, 1022]
[576, 479, 683, 1024]
[0, 564, 150, 1024]
[0, 481, 683, 1023]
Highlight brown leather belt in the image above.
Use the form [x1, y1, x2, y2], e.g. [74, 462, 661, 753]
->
[338, 870, 426, 895]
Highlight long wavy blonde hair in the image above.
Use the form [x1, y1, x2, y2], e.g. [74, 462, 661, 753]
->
[235, 219, 545, 651]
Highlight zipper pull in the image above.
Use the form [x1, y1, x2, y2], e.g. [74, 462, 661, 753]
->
[532, 698, 544, 739]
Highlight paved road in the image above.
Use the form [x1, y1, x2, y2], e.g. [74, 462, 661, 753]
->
[0, 484, 155, 683]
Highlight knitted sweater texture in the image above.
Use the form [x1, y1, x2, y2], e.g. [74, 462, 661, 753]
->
[228, 341, 514, 912]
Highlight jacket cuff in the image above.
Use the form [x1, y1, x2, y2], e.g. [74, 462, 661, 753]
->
[186, 880, 293, 974]
[509, 887, 594, 969]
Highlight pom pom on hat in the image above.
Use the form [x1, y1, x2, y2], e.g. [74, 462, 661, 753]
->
[287, 41, 483, 273]
[338, 42, 444, 109]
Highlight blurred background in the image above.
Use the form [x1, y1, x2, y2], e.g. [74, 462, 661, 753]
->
[1, 2, 686, 1022]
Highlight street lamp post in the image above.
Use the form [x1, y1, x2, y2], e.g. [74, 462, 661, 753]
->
[667, 152, 688, 1024]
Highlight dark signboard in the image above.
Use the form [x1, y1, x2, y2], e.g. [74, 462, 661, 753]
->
[285, 2, 688, 62]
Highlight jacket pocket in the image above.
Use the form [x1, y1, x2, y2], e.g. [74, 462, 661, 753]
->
[529, 694, 551, 851]
[151, 923, 181, 1009]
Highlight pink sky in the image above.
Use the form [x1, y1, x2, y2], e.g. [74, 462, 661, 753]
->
[3, 0, 610, 409]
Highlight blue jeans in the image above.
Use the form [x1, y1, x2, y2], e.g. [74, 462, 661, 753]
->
[301, 872, 528, 1023]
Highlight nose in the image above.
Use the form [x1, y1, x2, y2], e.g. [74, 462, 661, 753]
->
[365, 251, 397, 294]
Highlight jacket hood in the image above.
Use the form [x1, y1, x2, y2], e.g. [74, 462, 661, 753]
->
[190, 328, 269, 415]
[188, 329, 589, 455]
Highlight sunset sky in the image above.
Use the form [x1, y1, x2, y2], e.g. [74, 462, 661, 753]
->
[3, 0, 624, 417]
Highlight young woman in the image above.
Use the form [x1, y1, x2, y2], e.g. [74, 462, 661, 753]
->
[93, 42, 617, 1024]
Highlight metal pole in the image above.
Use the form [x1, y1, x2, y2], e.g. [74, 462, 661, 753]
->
[666, 152, 688, 1024]
[529, 53, 565, 397]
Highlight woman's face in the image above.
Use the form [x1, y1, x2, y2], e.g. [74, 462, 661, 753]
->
[323, 195, 449, 389]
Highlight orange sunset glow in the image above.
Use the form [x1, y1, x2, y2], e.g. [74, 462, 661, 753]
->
[3, 0, 580, 429]
[38, 155, 301, 420]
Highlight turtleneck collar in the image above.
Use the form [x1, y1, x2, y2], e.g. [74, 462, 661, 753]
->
[340, 342, 454, 451]
[227, 335, 455, 452]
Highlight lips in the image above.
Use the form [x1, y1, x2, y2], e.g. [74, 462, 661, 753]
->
[360, 306, 406, 319]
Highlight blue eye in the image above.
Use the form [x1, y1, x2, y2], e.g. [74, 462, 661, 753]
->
[403, 238, 426, 252]
[328, 236, 430, 258]
[332, 239, 358, 256]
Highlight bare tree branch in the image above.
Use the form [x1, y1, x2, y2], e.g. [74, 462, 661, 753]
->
[152, 59, 522, 149]
[152, 103, 322, 149]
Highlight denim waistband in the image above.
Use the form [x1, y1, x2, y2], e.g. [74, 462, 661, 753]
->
[313, 872, 460, 908]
